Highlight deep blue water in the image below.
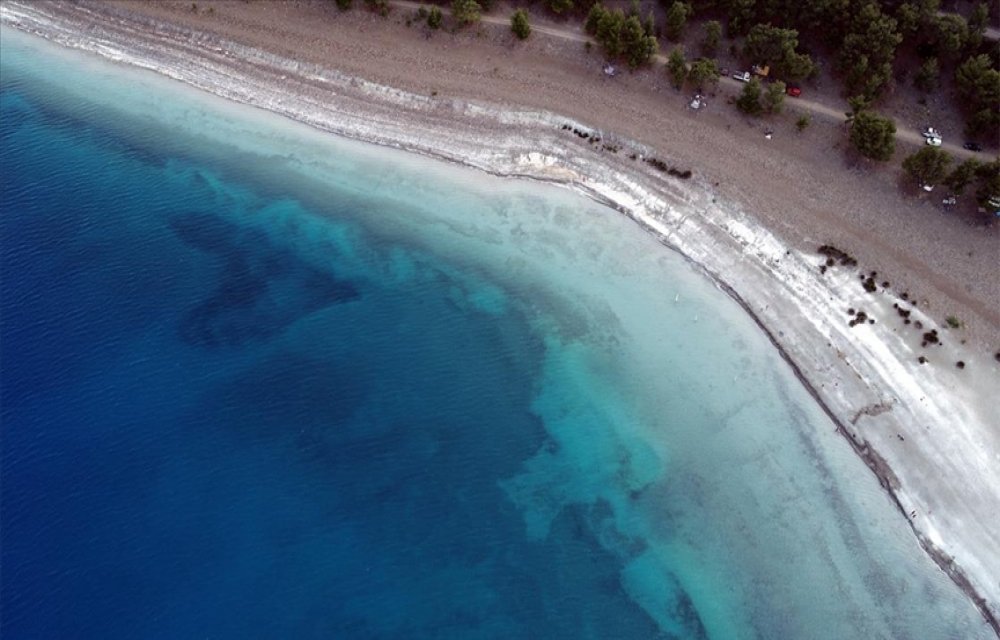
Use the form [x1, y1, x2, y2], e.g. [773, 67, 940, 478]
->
[0, 45, 682, 639]
[5, 26, 998, 640]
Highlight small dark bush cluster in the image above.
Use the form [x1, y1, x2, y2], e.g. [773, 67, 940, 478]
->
[921, 329, 940, 348]
[643, 157, 692, 178]
[847, 309, 873, 327]
[427, 6, 443, 28]
[818, 245, 858, 267]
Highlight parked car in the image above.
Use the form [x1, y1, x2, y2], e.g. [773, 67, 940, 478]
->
[732, 71, 751, 82]
[786, 85, 801, 97]
[926, 136, 942, 147]
[963, 142, 982, 152]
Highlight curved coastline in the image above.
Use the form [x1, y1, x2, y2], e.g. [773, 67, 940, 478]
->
[2, 1, 998, 632]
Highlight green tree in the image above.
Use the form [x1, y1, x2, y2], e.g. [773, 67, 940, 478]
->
[914, 57, 939, 92]
[622, 15, 658, 68]
[763, 80, 786, 113]
[945, 158, 982, 194]
[796, 114, 811, 131]
[597, 8, 626, 57]
[955, 54, 1000, 137]
[664, 2, 692, 42]
[967, 2, 989, 50]
[427, 5, 443, 28]
[966, 108, 1000, 139]
[667, 47, 688, 89]
[585, 3, 605, 34]
[335, 0, 352, 11]
[955, 55, 1000, 107]
[848, 3, 901, 63]
[451, 0, 481, 25]
[744, 24, 794, 67]
[895, 3, 920, 37]
[837, 3, 902, 99]
[932, 14, 968, 58]
[726, 0, 755, 36]
[548, 0, 574, 15]
[702, 20, 722, 56]
[736, 78, 763, 115]
[687, 57, 720, 90]
[511, 8, 531, 39]
[902, 147, 952, 186]
[585, 3, 656, 67]
[843, 56, 895, 102]
[846, 95, 870, 121]
[849, 110, 896, 161]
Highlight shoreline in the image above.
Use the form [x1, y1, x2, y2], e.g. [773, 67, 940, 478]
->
[2, 0, 998, 632]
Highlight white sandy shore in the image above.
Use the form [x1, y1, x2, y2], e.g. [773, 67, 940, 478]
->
[2, 0, 998, 631]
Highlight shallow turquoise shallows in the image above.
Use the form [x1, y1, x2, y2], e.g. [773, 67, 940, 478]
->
[0, 27, 991, 639]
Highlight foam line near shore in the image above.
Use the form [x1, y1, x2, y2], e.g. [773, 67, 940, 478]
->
[2, 1, 998, 631]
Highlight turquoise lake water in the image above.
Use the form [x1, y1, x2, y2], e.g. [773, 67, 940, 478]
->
[0, 27, 992, 639]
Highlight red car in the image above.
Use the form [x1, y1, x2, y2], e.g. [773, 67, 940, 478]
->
[786, 85, 802, 97]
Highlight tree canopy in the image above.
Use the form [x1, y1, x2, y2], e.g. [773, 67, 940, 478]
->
[664, 2, 692, 42]
[837, 3, 902, 100]
[945, 158, 982, 194]
[849, 110, 896, 161]
[511, 9, 531, 39]
[929, 14, 969, 58]
[702, 20, 722, 56]
[967, 2, 990, 50]
[427, 6, 443, 28]
[902, 147, 951, 186]
[763, 80, 786, 113]
[736, 78, 763, 115]
[451, 0, 481, 25]
[667, 47, 688, 88]
[586, 4, 658, 68]
[955, 54, 1000, 138]
[914, 57, 939, 92]
[687, 57, 720, 90]
[547, 0, 573, 15]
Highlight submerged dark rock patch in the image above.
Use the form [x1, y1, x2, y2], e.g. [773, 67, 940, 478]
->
[172, 211, 360, 348]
